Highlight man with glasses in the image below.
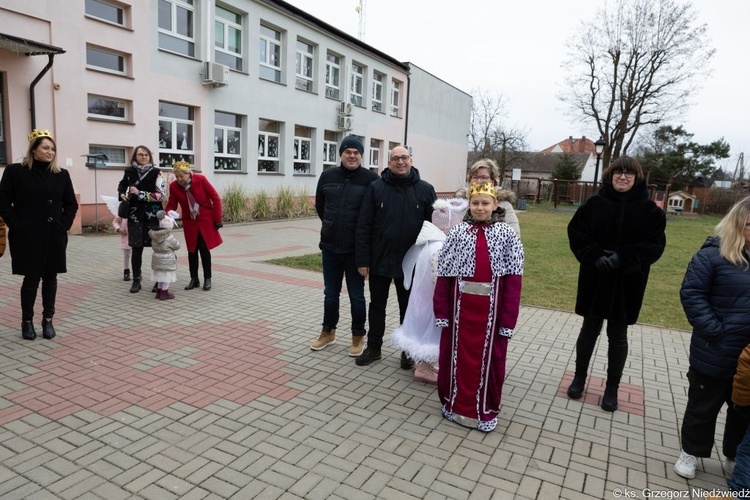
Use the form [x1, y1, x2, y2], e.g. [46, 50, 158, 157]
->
[355, 146, 437, 367]
[311, 135, 378, 356]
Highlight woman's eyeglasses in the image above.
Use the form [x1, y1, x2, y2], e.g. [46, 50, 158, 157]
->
[613, 170, 635, 178]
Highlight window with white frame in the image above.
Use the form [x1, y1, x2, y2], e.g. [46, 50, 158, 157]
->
[85, 0, 126, 26]
[369, 138, 382, 171]
[295, 40, 314, 92]
[215, 111, 242, 171]
[88, 95, 129, 121]
[259, 24, 282, 83]
[294, 126, 312, 174]
[86, 45, 127, 74]
[325, 52, 341, 100]
[88, 145, 127, 166]
[390, 79, 401, 117]
[323, 130, 338, 170]
[158, 101, 194, 168]
[350, 63, 364, 107]
[215, 5, 242, 71]
[388, 141, 400, 153]
[158, 0, 195, 57]
[258, 119, 280, 172]
[372, 72, 384, 113]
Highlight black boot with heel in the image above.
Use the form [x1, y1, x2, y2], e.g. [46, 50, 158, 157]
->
[130, 277, 142, 293]
[21, 321, 36, 341]
[185, 278, 200, 290]
[41, 318, 56, 340]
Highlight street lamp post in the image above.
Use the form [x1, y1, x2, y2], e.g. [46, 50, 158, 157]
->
[592, 136, 607, 192]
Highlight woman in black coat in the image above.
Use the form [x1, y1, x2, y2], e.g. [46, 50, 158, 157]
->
[0, 130, 78, 340]
[566, 156, 666, 411]
[117, 146, 165, 293]
[673, 196, 750, 480]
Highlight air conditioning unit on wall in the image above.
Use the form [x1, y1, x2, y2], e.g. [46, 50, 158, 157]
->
[337, 116, 352, 131]
[338, 101, 352, 115]
[202, 61, 229, 87]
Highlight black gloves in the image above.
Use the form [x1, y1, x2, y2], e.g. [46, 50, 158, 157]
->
[594, 252, 621, 272]
[594, 256, 612, 272]
[214, 222, 224, 229]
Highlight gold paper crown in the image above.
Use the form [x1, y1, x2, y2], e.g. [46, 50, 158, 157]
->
[27, 129, 53, 142]
[468, 182, 497, 199]
[172, 161, 191, 172]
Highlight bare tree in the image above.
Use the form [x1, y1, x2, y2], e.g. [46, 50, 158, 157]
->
[560, 0, 714, 168]
[468, 88, 528, 178]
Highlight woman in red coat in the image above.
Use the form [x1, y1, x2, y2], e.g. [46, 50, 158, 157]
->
[165, 162, 223, 291]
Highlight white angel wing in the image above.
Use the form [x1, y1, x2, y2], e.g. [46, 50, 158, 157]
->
[100, 195, 121, 217]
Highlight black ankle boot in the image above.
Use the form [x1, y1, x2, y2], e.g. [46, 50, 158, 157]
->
[567, 375, 586, 399]
[185, 278, 200, 290]
[130, 278, 142, 293]
[202, 278, 212, 291]
[601, 384, 619, 412]
[21, 321, 36, 340]
[123, 269, 131, 281]
[151, 282, 159, 293]
[41, 318, 56, 340]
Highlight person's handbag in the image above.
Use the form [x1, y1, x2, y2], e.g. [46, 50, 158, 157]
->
[117, 199, 129, 218]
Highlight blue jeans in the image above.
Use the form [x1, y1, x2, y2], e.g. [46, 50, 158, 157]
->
[730, 416, 750, 491]
[321, 249, 366, 335]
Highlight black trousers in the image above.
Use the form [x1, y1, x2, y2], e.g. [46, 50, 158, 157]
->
[681, 367, 749, 459]
[366, 274, 410, 351]
[131, 246, 144, 279]
[188, 232, 212, 279]
[21, 272, 58, 321]
[573, 316, 628, 386]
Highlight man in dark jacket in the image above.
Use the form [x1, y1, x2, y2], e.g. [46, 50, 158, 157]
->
[311, 135, 378, 356]
[355, 146, 437, 366]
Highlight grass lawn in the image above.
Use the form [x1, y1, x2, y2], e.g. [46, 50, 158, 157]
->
[266, 203, 723, 331]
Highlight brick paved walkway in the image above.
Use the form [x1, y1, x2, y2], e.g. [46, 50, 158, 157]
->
[0, 218, 733, 499]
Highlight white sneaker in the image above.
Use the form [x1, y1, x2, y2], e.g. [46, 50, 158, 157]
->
[674, 450, 697, 479]
[724, 458, 735, 476]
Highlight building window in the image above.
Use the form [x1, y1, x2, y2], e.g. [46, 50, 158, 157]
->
[88, 95, 129, 121]
[158, 101, 194, 168]
[158, 0, 195, 57]
[388, 141, 400, 153]
[369, 138, 381, 170]
[323, 130, 338, 171]
[85, 0, 125, 26]
[86, 45, 126, 74]
[89, 145, 127, 166]
[372, 72, 384, 113]
[350, 63, 364, 107]
[325, 52, 341, 100]
[293, 126, 312, 174]
[390, 80, 401, 117]
[215, 5, 242, 71]
[215, 111, 242, 171]
[295, 40, 314, 92]
[259, 24, 282, 83]
[258, 119, 280, 172]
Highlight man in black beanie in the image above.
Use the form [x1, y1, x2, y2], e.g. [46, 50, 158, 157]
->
[311, 135, 377, 356]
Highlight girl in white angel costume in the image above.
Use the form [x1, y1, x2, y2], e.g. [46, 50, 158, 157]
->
[391, 198, 467, 383]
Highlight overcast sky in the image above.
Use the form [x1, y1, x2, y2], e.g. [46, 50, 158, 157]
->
[288, 0, 748, 172]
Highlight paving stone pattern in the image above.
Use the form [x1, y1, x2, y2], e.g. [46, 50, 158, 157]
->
[0, 218, 732, 499]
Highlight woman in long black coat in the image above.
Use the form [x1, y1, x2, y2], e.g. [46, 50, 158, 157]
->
[0, 130, 78, 340]
[566, 156, 666, 411]
[117, 146, 165, 293]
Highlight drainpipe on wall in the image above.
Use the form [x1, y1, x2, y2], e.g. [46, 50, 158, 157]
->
[403, 71, 410, 147]
[29, 53, 56, 129]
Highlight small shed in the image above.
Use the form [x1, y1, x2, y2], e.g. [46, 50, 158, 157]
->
[667, 190, 698, 214]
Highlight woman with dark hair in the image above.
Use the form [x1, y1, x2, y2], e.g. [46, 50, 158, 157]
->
[117, 145, 165, 293]
[0, 129, 78, 340]
[674, 196, 750, 480]
[566, 156, 666, 412]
